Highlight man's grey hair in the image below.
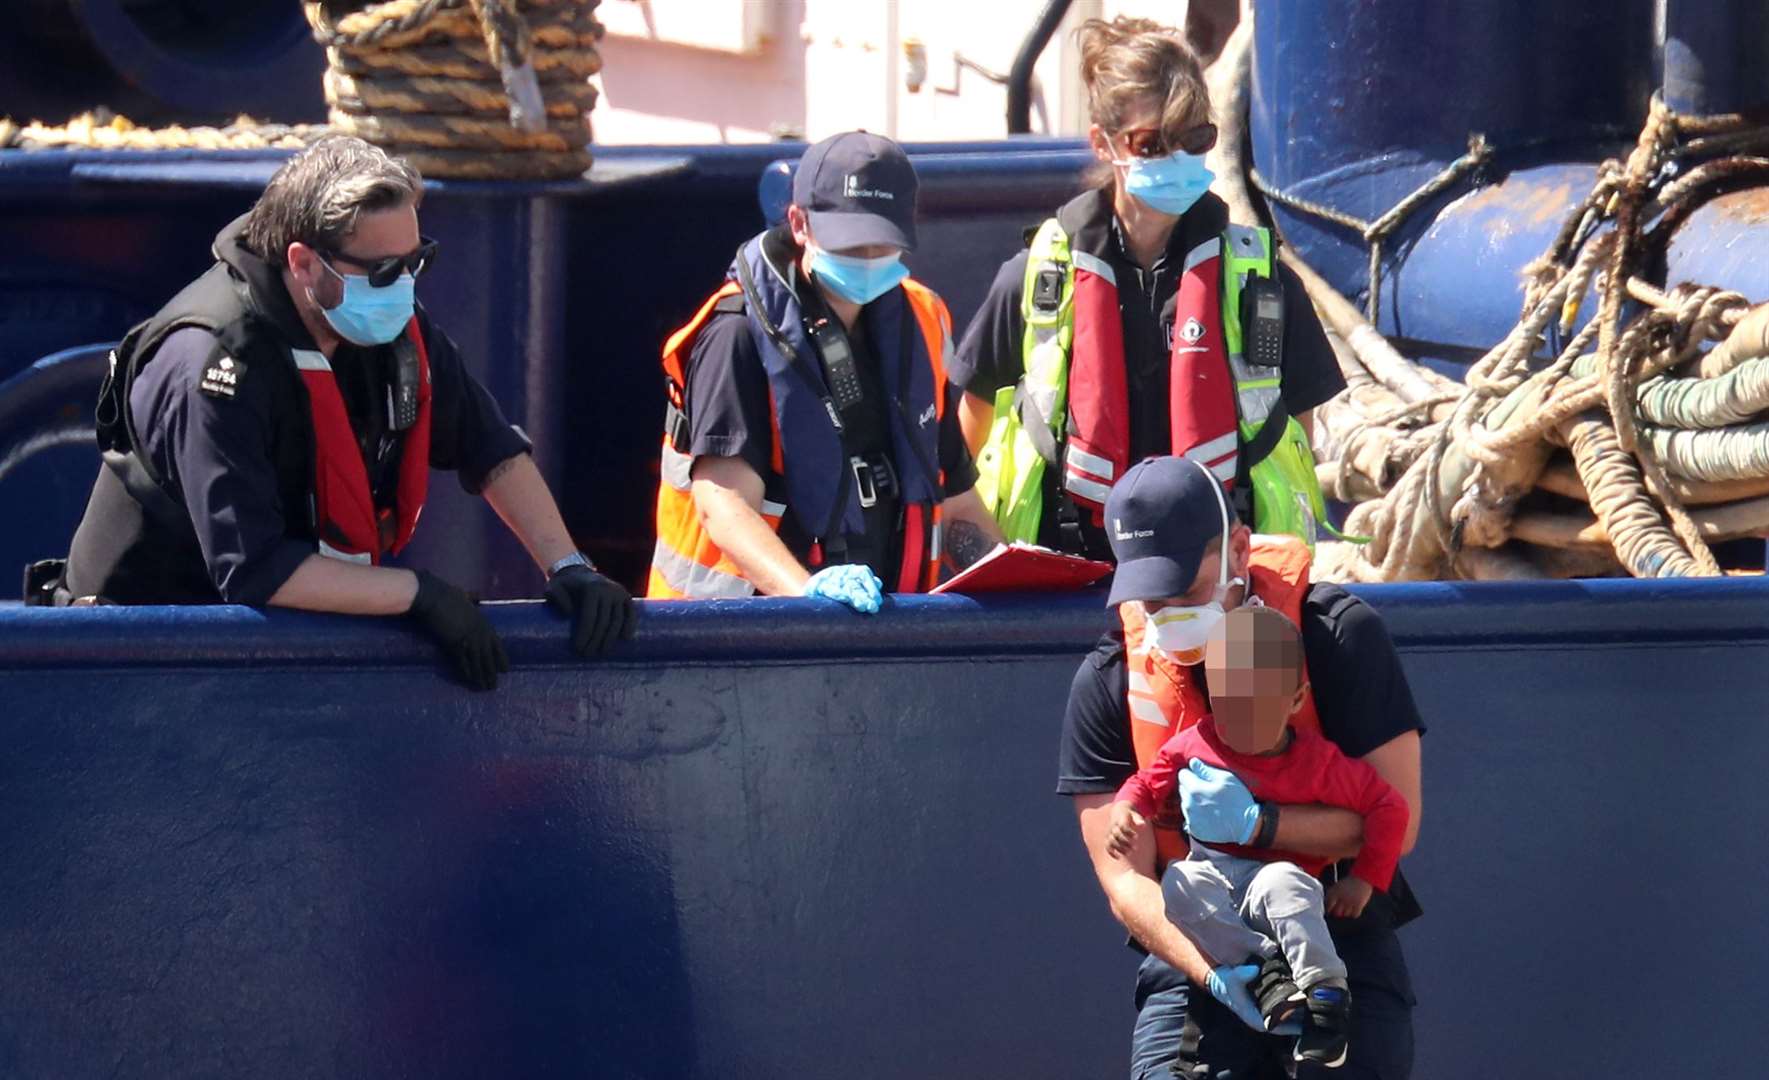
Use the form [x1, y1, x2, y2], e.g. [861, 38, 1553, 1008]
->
[242, 135, 424, 260]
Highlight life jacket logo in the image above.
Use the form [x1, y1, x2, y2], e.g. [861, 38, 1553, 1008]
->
[844, 174, 895, 201]
[199, 355, 244, 398]
[1179, 317, 1206, 345]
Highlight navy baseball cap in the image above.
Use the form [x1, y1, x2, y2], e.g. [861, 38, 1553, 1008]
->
[1105, 456, 1240, 607]
[793, 131, 918, 252]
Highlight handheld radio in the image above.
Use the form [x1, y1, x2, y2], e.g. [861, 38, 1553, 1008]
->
[1241, 272, 1286, 369]
[388, 338, 421, 431]
[807, 317, 866, 413]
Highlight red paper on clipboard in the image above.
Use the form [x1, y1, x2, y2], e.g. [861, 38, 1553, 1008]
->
[931, 542, 1114, 595]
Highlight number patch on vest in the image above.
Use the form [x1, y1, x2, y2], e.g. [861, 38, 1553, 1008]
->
[199, 355, 245, 399]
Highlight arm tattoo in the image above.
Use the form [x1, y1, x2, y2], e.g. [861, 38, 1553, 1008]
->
[479, 453, 523, 490]
[945, 520, 994, 570]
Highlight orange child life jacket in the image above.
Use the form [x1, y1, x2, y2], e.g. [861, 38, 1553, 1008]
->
[648, 243, 955, 600]
[1120, 535, 1320, 866]
[291, 316, 432, 564]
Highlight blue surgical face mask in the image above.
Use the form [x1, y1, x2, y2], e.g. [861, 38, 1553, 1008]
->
[808, 245, 909, 306]
[1115, 149, 1215, 217]
[314, 262, 416, 346]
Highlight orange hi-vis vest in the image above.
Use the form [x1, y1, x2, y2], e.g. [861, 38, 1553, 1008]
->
[1120, 535, 1319, 866]
[291, 317, 432, 565]
[648, 249, 955, 600]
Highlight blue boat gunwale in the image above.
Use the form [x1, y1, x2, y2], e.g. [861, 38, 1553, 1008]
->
[4, 574, 1768, 673]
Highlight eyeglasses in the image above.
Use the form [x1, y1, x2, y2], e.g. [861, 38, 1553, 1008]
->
[320, 236, 438, 288]
[1117, 122, 1219, 159]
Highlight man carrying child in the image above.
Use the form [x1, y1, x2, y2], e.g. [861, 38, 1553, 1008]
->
[1059, 455, 1426, 1079]
[1107, 603, 1410, 1068]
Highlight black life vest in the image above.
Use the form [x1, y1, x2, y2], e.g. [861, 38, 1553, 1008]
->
[64, 263, 431, 604]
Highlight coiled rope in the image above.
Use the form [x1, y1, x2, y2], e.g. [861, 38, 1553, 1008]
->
[1211, 10, 1769, 582]
[307, 0, 603, 179]
[1, 0, 603, 181]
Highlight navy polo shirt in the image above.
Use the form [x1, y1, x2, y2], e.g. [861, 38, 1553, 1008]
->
[683, 306, 977, 580]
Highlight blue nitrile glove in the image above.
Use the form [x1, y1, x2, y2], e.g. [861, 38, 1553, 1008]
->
[1204, 963, 1303, 1036]
[1205, 964, 1266, 1032]
[801, 564, 884, 614]
[1178, 759, 1262, 845]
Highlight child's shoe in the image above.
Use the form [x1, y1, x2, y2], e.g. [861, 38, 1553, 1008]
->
[1250, 953, 1305, 1030]
[1294, 981, 1351, 1069]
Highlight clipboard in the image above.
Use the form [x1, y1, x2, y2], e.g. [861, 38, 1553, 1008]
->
[931, 542, 1113, 595]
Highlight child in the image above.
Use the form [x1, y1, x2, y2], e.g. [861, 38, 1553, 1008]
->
[1107, 605, 1410, 1070]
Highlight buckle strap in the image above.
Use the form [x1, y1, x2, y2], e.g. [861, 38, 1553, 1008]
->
[1012, 380, 1062, 467]
[665, 398, 690, 451]
[849, 454, 900, 510]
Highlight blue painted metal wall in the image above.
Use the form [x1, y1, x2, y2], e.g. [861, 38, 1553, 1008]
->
[4, 580, 1769, 1078]
[0, 0, 324, 125]
[1249, 0, 1769, 369]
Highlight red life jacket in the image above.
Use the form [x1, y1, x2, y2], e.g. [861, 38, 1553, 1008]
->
[1056, 194, 1241, 514]
[289, 317, 432, 564]
[1119, 536, 1319, 866]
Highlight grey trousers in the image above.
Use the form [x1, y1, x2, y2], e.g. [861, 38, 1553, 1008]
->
[1161, 846, 1348, 990]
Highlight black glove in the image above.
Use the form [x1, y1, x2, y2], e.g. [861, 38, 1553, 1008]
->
[406, 569, 509, 691]
[543, 564, 636, 656]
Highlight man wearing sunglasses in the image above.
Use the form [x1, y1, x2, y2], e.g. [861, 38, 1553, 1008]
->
[57, 135, 633, 689]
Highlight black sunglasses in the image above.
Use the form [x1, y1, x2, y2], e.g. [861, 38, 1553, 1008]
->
[320, 236, 438, 288]
[1119, 122, 1219, 159]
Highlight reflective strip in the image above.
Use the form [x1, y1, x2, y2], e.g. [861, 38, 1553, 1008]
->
[291, 349, 331, 373]
[1066, 445, 1115, 482]
[1225, 223, 1266, 255]
[1229, 342, 1284, 428]
[1185, 430, 1238, 463]
[1129, 694, 1169, 727]
[930, 521, 942, 563]
[1127, 669, 1154, 694]
[760, 499, 787, 518]
[1025, 332, 1067, 423]
[317, 540, 371, 565]
[1183, 237, 1222, 274]
[1027, 381, 1063, 427]
[650, 540, 757, 600]
[1064, 470, 1113, 505]
[1183, 452, 1238, 483]
[1224, 221, 1266, 259]
[1071, 249, 1116, 285]
[661, 443, 694, 491]
[1239, 391, 1282, 428]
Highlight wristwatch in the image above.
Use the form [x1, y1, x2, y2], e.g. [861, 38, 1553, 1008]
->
[546, 551, 594, 580]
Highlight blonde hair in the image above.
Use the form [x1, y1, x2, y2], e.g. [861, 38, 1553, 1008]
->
[1077, 16, 1210, 180]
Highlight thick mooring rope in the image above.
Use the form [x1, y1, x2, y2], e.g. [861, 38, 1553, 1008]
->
[1, 0, 602, 182]
[1212, 12, 1769, 582]
[0, 112, 324, 151]
[307, 0, 603, 179]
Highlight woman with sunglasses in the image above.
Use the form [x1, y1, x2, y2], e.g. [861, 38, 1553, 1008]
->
[952, 16, 1343, 560]
[57, 135, 634, 687]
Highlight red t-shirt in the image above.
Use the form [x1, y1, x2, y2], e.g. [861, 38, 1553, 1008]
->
[1116, 717, 1409, 890]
